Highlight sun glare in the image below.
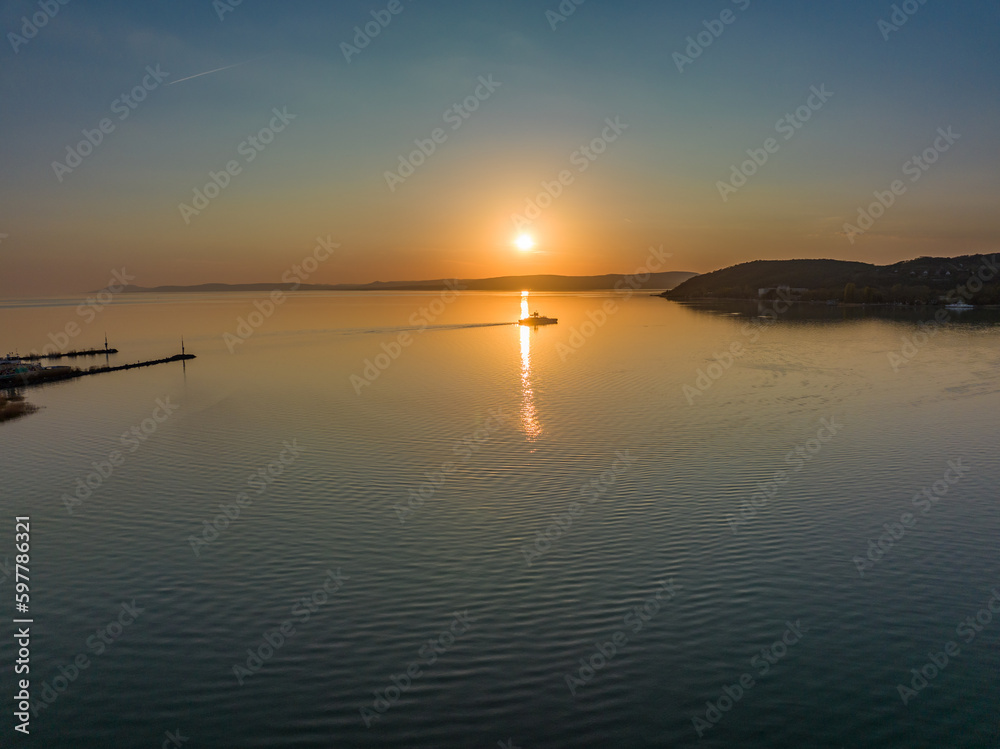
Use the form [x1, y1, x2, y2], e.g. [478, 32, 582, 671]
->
[515, 234, 536, 251]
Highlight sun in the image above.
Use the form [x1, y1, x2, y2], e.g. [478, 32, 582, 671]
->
[515, 234, 536, 251]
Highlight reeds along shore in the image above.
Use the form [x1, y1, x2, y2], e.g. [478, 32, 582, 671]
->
[0, 392, 38, 423]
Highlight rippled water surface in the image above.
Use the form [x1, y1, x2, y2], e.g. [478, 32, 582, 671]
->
[1, 291, 998, 748]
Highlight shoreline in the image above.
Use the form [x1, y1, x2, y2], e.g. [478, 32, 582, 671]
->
[0, 353, 195, 391]
[659, 295, 1000, 309]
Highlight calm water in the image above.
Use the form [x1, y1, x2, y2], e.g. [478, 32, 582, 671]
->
[1, 291, 998, 748]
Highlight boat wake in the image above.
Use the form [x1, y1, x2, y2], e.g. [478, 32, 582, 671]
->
[240, 322, 519, 341]
[351, 322, 516, 335]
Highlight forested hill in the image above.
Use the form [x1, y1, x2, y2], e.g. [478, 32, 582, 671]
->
[662, 255, 1000, 304]
[119, 271, 697, 294]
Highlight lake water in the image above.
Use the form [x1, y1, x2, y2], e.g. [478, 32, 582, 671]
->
[1, 290, 998, 748]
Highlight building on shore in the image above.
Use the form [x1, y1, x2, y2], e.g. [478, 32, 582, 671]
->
[758, 286, 810, 298]
[0, 357, 43, 378]
[0, 357, 60, 388]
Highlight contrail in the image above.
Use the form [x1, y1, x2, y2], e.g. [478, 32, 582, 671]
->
[167, 56, 267, 86]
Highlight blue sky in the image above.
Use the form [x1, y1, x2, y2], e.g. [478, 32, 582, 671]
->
[1, 0, 998, 295]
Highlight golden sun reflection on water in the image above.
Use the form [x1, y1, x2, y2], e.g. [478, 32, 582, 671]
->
[519, 291, 542, 441]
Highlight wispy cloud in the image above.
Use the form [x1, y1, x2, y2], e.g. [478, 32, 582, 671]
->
[167, 56, 268, 86]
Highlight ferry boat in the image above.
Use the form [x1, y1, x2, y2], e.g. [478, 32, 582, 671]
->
[944, 301, 974, 311]
[519, 312, 558, 326]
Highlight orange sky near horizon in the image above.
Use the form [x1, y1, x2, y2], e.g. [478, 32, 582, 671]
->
[2, 2, 998, 298]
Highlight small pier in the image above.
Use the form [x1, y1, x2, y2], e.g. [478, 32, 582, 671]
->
[0, 353, 195, 390]
[18, 347, 119, 361]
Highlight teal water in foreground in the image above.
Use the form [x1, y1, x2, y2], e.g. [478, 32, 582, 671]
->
[0, 291, 998, 748]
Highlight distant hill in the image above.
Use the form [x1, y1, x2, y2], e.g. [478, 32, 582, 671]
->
[120, 271, 698, 294]
[662, 255, 1000, 305]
